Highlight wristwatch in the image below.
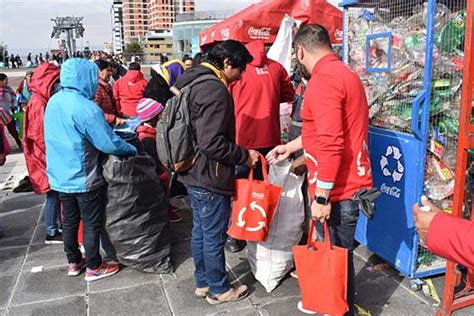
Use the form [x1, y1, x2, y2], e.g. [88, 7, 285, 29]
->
[315, 195, 330, 206]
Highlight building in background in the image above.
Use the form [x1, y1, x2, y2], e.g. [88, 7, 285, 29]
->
[111, 0, 125, 54]
[172, 11, 233, 58]
[123, 0, 149, 43]
[148, 0, 195, 31]
[143, 30, 173, 62]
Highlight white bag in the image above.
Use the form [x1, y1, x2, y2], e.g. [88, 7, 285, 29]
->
[247, 160, 305, 292]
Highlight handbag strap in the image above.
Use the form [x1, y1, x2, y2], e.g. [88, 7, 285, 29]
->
[307, 220, 332, 250]
[248, 152, 269, 183]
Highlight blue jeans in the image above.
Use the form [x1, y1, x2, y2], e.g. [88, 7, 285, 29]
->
[316, 199, 359, 316]
[44, 190, 61, 236]
[188, 186, 231, 295]
[59, 186, 106, 269]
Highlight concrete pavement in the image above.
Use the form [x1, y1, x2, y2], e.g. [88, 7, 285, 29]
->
[0, 150, 468, 316]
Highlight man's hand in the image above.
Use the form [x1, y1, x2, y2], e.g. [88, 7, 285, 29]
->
[311, 200, 332, 223]
[290, 155, 307, 176]
[266, 144, 292, 165]
[115, 117, 126, 126]
[0, 153, 6, 166]
[413, 196, 440, 242]
[245, 149, 260, 168]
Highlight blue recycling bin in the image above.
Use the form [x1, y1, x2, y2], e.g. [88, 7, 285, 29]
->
[341, 0, 466, 279]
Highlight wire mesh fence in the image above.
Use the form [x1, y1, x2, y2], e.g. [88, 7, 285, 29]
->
[345, 0, 469, 275]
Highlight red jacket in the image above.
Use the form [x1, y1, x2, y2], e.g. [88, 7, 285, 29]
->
[301, 54, 373, 202]
[113, 70, 148, 118]
[23, 63, 60, 194]
[95, 79, 118, 124]
[428, 212, 474, 269]
[230, 40, 294, 149]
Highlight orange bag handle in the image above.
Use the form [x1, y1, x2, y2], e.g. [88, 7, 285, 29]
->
[248, 153, 270, 183]
[307, 220, 332, 250]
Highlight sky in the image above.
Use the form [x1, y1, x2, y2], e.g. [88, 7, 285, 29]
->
[0, 0, 260, 55]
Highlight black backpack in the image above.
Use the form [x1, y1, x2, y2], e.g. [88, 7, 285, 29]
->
[156, 74, 221, 173]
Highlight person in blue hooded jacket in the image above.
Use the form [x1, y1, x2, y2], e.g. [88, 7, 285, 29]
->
[44, 58, 137, 282]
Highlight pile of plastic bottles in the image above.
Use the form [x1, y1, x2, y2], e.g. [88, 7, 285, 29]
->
[348, 3, 470, 210]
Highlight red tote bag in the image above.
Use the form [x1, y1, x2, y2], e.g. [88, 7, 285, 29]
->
[293, 221, 349, 315]
[227, 153, 282, 242]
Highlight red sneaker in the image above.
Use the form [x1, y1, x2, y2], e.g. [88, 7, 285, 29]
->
[168, 208, 183, 223]
[84, 262, 120, 282]
[67, 259, 85, 277]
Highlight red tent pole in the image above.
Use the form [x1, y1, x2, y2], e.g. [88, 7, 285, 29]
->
[437, 1, 474, 315]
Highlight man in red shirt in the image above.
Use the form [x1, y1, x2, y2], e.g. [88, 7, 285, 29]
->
[113, 62, 148, 117]
[267, 24, 373, 315]
[230, 40, 294, 174]
[227, 40, 294, 253]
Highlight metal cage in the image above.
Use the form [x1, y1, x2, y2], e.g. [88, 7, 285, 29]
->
[342, 0, 468, 280]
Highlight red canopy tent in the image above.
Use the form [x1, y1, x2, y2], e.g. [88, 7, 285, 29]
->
[199, 0, 343, 47]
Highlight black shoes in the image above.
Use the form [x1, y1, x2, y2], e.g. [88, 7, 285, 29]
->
[224, 237, 246, 253]
[45, 232, 63, 245]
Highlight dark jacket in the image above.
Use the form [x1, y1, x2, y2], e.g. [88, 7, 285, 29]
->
[143, 68, 174, 106]
[174, 65, 249, 196]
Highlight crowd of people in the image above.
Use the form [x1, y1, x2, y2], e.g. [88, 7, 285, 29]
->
[0, 23, 473, 315]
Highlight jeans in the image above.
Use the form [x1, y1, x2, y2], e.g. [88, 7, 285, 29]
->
[44, 190, 61, 236]
[316, 199, 359, 316]
[59, 186, 106, 269]
[188, 186, 231, 295]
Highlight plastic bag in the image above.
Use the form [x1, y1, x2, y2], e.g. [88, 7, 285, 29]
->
[102, 152, 172, 273]
[247, 160, 305, 292]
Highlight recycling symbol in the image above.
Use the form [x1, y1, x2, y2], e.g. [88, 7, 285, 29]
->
[236, 201, 266, 232]
[380, 145, 404, 183]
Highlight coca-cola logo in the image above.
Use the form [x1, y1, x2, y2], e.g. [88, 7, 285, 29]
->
[248, 26, 271, 39]
[380, 183, 401, 199]
[220, 28, 230, 40]
[334, 29, 343, 41]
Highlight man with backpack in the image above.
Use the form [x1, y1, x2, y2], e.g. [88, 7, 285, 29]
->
[167, 40, 259, 305]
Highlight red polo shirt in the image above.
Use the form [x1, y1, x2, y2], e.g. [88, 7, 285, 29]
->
[301, 54, 373, 202]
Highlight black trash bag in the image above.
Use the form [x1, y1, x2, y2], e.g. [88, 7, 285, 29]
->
[102, 152, 172, 273]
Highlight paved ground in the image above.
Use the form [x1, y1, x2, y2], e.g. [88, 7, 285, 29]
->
[0, 150, 458, 316]
[1, 71, 473, 315]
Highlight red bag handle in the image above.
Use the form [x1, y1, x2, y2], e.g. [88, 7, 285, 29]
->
[248, 153, 269, 183]
[307, 220, 332, 250]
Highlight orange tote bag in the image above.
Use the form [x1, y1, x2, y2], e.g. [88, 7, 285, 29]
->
[293, 221, 349, 315]
[227, 153, 282, 242]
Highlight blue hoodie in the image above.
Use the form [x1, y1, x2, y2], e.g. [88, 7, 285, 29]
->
[44, 58, 137, 193]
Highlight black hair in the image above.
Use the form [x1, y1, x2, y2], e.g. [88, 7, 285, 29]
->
[192, 52, 203, 67]
[128, 62, 141, 71]
[182, 54, 192, 62]
[0, 73, 7, 81]
[95, 59, 111, 71]
[205, 40, 253, 70]
[294, 24, 333, 52]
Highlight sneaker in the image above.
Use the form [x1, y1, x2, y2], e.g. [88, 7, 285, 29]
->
[290, 270, 298, 279]
[84, 262, 120, 282]
[206, 284, 249, 305]
[68, 260, 85, 277]
[195, 287, 209, 298]
[45, 232, 63, 245]
[224, 237, 246, 253]
[168, 209, 183, 223]
[297, 301, 317, 314]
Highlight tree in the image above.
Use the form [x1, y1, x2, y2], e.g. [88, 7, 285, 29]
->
[124, 41, 144, 55]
